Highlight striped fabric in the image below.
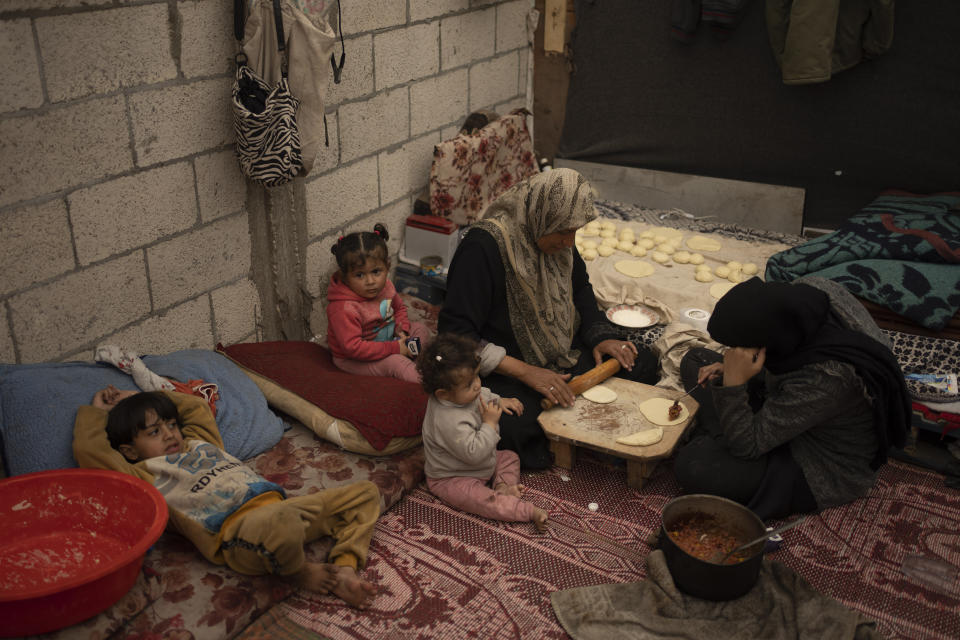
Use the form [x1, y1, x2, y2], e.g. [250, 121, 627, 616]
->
[232, 64, 303, 187]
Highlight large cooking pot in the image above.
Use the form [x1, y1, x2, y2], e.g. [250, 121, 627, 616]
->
[659, 494, 767, 601]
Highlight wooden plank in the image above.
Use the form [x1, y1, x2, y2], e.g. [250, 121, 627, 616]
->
[544, 0, 565, 53]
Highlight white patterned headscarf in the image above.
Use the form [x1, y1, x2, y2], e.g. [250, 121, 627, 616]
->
[473, 168, 597, 369]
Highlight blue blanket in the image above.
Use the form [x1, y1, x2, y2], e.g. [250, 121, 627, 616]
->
[765, 192, 960, 331]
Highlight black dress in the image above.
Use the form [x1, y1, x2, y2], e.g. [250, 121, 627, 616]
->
[439, 228, 659, 469]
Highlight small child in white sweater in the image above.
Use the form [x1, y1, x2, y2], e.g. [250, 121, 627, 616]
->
[416, 333, 548, 532]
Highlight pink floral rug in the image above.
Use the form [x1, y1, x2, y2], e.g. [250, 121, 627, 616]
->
[281, 454, 960, 640]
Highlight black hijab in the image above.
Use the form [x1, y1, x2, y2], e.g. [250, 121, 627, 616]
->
[708, 278, 910, 469]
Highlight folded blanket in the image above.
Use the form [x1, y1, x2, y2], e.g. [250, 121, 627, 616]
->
[551, 550, 882, 640]
[765, 192, 960, 331]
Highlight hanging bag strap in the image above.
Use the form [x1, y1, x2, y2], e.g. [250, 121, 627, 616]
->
[234, 0, 288, 75]
[330, 0, 346, 83]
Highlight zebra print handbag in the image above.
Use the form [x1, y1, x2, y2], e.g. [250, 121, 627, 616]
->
[232, 0, 303, 186]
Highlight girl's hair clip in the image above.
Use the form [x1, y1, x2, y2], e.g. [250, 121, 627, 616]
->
[435, 355, 442, 361]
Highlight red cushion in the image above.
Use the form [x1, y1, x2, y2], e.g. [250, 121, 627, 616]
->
[218, 341, 427, 450]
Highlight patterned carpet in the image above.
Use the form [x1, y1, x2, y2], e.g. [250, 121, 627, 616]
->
[280, 453, 960, 639]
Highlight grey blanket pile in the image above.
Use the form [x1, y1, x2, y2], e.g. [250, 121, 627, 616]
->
[551, 550, 882, 640]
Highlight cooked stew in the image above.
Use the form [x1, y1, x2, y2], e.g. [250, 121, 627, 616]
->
[668, 512, 751, 565]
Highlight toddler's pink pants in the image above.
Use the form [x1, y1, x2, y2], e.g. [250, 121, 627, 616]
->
[427, 450, 536, 522]
[332, 322, 431, 383]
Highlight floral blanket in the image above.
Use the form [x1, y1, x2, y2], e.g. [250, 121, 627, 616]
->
[765, 192, 960, 331]
[43, 422, 424, 640]
[428, 109, 539, 226]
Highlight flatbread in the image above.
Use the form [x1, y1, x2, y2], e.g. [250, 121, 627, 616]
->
[686, 235, 722, 252]
[616, 427, 664, 446]
[614, 260, 655, 278]
[582, 385, 617, 403]
[709, 282, 737, 299]
[637, 398, 689, 426]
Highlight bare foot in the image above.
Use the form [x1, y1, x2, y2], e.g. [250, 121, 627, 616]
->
[293, 562, 338, 594]
[532, 507, 549, 533]
[331, 565, 378, 608]
[494, 482, 524, 498]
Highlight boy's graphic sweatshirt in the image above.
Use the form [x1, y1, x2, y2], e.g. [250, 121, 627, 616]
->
[73, 392, 284, 566]
[326, 273, 412, 361]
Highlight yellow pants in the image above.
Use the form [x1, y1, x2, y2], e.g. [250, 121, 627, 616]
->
[219, 481, 380, 576]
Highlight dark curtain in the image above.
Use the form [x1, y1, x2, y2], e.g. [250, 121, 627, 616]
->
[558, 0, 960, 228]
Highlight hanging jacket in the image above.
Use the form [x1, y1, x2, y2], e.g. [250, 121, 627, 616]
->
[766, 0, 894, 85]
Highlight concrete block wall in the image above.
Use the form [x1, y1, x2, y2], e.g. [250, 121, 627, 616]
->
[0, 0, 535, 364]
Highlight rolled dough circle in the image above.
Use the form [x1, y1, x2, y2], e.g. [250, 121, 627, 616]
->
[638, 398, 689, 426]
[686, 235, 722, 252]
[616, 427, 664, 446]
[582, 385, 618, 403]
[710, 281, 737, 299]
[615, 260, 655, 278]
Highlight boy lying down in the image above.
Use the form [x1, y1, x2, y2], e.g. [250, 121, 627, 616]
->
[73, 385, 380, 608]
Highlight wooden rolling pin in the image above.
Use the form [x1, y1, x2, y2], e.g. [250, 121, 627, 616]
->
[540, 358, 622, 410]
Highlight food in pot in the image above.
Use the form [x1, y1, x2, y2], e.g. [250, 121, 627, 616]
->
[668, 512, 750, 565]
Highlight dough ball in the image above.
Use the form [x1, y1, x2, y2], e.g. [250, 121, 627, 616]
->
[581, 227, 599, 237]
[586, 220, 601, 229]
[695, 263, 712, 273]
[600, 229, 616, 238]
[689, 253, 705, 265]
[630, 245, 648, 257]
[669, 236, 684, 247]
[639, 230, 656, 239]
[673, 250, 691, 264]
[651, 251, 670, 264]
[653, 235, 667, 245]
[582, 248, 598, 261]
[618, 229, 636, 241]
[597, 244, 615, 257]
[656, 243, 676, 255]
[695, 270, 715, 283]
[617, 240, 635, 252]
[583, 240, 598, 250]
[600, 220, 617, 230]
[727, 270, 744, 283]
[575, 228, 584, 237]
[602, 236, 619, 247]
[742, 262, 759, 275]
[715, 265, 731, 278]
[575, 242, 583, 253]
[726, 261, 742, 271]
[638, 238, 655, 249]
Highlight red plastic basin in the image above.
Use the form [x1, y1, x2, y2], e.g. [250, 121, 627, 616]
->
[0, 468, 168, 636]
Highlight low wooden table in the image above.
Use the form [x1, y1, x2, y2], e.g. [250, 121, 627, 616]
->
[537, 377, 699, 490]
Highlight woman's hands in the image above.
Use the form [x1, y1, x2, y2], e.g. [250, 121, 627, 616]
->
[520, 365, 574, 408]
[593, 339, 638, 371]
[722, 347, 765, 387]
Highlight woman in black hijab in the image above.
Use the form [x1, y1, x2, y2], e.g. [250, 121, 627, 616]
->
[673, 276, 910, 520]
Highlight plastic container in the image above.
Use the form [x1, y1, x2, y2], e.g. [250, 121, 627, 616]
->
[0, 468, 168, 637]
[901, 554, 959, 594]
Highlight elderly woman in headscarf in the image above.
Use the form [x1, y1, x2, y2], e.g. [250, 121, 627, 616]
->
[673, 276, 911, 519]
[438, 168, 659, 469]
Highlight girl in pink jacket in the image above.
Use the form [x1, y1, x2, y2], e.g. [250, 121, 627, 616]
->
[326, 223, 431, 382]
